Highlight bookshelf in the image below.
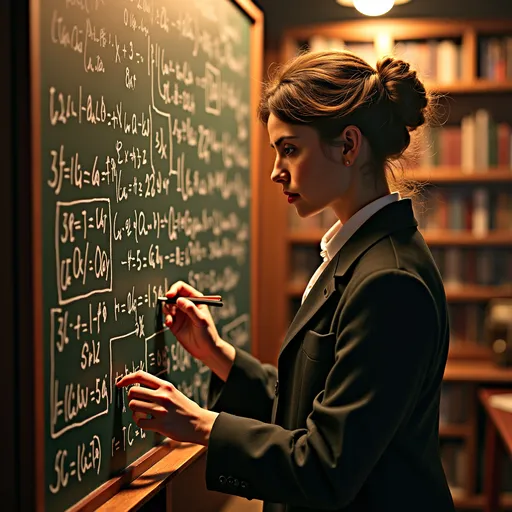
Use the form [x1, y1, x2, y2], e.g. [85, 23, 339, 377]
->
[411, 167, 512, 183]
[259, 18, 512, 511]
[289, 229, 512, 245]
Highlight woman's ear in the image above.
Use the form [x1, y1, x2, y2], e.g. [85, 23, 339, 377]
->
[341, 125, 363, 165]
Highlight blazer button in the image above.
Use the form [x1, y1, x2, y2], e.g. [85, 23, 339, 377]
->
[227, 477, 234, 486]
[274, 380, 279, 397]
[219, 475, 226, 485]
[241, 480, 249, 489]
[233, 478, 239, 487]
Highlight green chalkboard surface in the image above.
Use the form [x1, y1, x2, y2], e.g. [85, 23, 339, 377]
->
[34, 0, 253, 509]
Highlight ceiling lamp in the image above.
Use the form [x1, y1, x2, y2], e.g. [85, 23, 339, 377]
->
[336, 0, 411, 17]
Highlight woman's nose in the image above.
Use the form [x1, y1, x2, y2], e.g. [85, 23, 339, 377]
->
[271, 157, 287, 182]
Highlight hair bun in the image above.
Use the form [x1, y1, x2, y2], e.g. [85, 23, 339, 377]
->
[376, 56, 429, 131]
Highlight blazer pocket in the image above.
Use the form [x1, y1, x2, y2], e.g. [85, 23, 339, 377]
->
[301, 330, 336, 363]
[294, 331, 336, 427]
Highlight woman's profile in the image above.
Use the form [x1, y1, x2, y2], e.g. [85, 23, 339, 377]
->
[117, 49, 456, 512]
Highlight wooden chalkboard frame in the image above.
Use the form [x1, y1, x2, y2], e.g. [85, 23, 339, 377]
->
[29, 0, 263, 510]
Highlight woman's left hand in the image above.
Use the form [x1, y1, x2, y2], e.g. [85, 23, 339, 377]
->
[116, 371, 219, 446]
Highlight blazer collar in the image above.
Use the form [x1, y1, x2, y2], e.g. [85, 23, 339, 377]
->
[278, 199, 418, 359]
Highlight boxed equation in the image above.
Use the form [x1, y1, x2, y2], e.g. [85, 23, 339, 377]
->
[55, 198, 113, 305]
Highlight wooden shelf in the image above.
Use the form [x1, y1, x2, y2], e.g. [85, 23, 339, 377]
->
[284, 19, 512, 44]
[425, 231, 512, 246]
[409, 167, 512, 183]
[439, 423, 472, 439]
[288, 229, 512, 246]
[426, 79, 512, 94]
[445, 285, 512, 302]
[444, 359, 512, 382]
[287, 283, 512, 302]
[452, 492, 512, 509]
[448, 342, 493, 361]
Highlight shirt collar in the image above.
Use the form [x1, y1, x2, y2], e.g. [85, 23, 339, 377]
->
[320, 192, 401, 262]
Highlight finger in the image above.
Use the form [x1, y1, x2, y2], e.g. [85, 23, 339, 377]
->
[133, 411, 148, 422]
[166, 281, 202, 299]
[165, 314, 173, 327]
[134, 417, 158, 432]
[127, 385, 159, 402]
[116, 370, 164, 389]
[163, 304, 177, 316]
[127, 386, 172, 409]
[175, 298, 208, 326]
[128, 398, 165, 416]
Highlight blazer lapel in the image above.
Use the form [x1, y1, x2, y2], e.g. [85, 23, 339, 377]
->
[278, 256, 338, 359]
[278, 199, 418, 360]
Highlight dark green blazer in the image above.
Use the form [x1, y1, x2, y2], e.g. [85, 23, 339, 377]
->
[206, 199, 455, 512]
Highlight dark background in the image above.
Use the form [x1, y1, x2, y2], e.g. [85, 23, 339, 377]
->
[254, 0, 512, 48]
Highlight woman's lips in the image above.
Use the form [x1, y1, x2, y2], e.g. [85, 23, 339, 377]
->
[287, 194, 300, 203]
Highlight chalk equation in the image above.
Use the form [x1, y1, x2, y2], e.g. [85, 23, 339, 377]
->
[40, 0, 252, 509]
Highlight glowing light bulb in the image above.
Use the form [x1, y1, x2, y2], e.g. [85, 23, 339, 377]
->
[353, 0, 395, 16]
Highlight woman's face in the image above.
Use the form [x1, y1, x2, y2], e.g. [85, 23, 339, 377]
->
[267, 113, 352, 219]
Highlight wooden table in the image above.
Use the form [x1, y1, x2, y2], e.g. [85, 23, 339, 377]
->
[480, 389, 512, 512]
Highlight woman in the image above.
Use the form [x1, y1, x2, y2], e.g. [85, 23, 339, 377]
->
[117, 50, 455, 512]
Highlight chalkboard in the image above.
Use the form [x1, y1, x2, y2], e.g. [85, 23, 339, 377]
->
[30, 0, 261, 510]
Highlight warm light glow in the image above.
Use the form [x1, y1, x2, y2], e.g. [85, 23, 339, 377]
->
[353, 0, 395, 16]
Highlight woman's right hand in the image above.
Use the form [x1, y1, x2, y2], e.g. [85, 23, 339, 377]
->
[163, 281, 221, 363]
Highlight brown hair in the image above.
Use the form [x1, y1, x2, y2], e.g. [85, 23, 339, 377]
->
[258, 50, 435, 193]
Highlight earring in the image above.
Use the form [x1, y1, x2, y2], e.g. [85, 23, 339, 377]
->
[345, 160, 350, 166]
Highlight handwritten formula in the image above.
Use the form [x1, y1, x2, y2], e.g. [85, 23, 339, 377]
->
[38, 0, 253, 509]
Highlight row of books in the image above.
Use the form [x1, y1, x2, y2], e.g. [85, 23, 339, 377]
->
[442, 442, 512, 496]
[307, 36, 377, 67]
[447, 303, 488, 347]
[416, 112, 512, 171]
[290, 188, 512, 234]
[304, 33, 512, 84]
[412, 187, 512, 233]
[290, 244, 512, 288]
[440, 383, 470, 424]
[479, 36, 512, 81]
[430, 247, 512, 287]
[305, 36, 462, 84]
[393, 39, 462, 84]
[440, 441, 467, 493]
[290, 245, 322, 285]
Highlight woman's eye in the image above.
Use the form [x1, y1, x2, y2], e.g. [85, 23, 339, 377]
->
[283, 146, 295, 156]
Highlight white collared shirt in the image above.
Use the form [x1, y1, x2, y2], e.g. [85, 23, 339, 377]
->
[301, 192, 401, 304]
